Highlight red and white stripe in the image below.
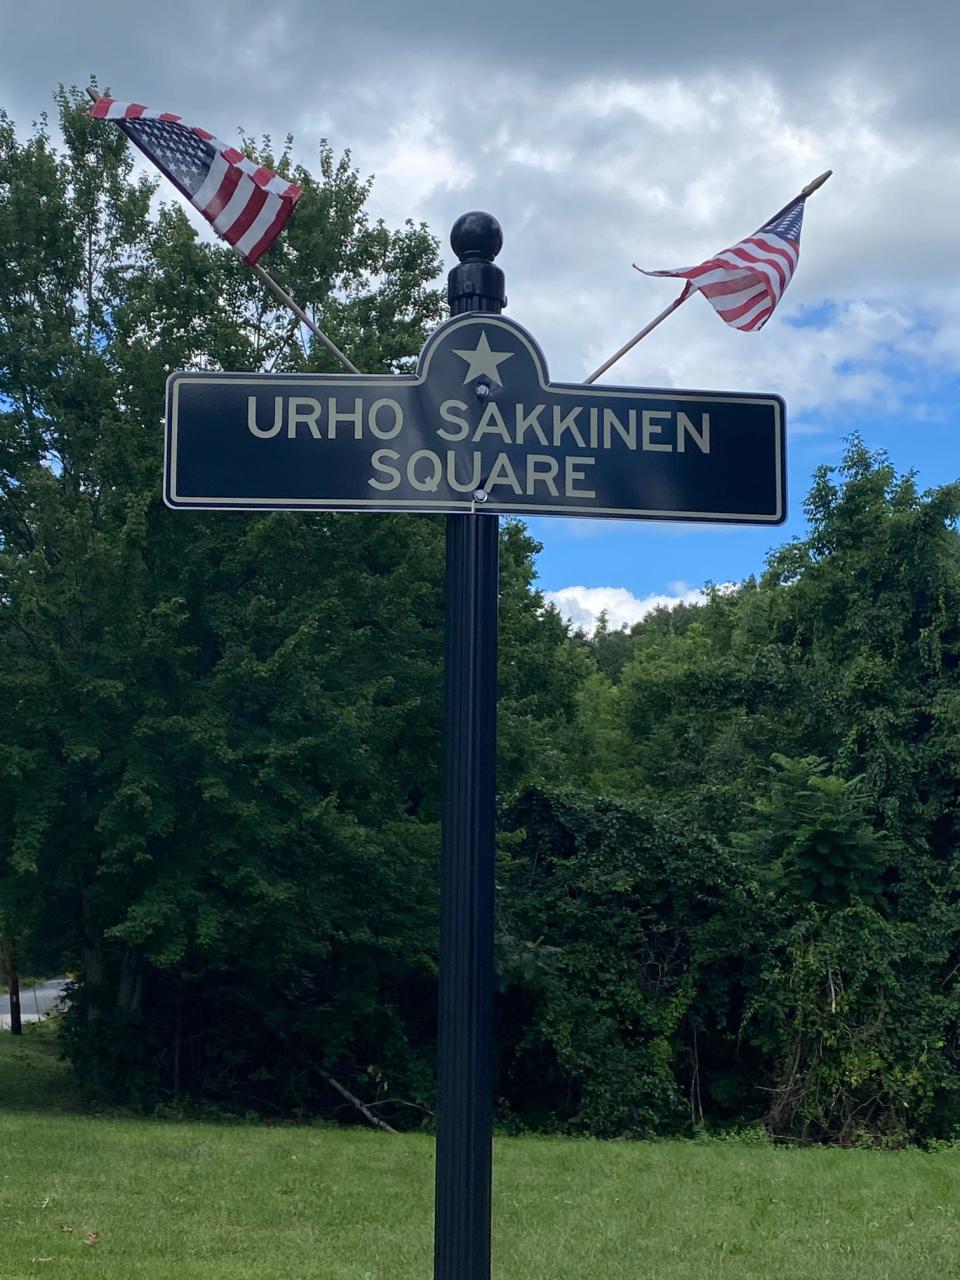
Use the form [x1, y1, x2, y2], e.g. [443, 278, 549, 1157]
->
[641, 228, 800, 332]
[91, 99, 301, 265]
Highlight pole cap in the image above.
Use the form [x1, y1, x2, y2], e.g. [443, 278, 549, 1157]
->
[450, 211, 503, 263]
[448, 212, 506, 315]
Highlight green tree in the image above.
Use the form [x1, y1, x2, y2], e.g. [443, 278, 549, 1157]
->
[743, 754, 888, 908]
[0, 83, 592, 1114]
[733, 755, 960, 1143]
[587, 444, 960, 842]
[761, 442, 960, 853]
[545, 444, 960, 1142]
[497, 520, 591, 789]
[0, 84, 453, 1108]
[497, 787, 761, 1136]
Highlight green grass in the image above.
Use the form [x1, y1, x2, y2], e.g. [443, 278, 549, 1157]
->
[3, 1027, 960, 1279]
[0, 1021, 81, 1114]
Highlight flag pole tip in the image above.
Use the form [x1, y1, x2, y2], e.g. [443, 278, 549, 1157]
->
[802, 170, 833, 198]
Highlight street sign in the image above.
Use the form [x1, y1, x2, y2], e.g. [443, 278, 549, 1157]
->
[165, 313, 786, 524]
[162, 207, 792, 1280]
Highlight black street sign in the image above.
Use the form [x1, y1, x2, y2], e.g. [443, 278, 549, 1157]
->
[163, 207, 790, 1280]
[165, 313, 786, 524]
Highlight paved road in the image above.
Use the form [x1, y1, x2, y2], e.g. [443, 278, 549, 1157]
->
[0, 976, 70, 1023]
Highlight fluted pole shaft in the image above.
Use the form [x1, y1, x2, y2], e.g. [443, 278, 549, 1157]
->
[435, 511, 498, 1280]
[434, 211, 505, 1280]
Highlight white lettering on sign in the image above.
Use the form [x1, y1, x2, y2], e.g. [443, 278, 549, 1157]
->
[328, 397, 364, 440]
[515, 404, 548, 446]
[603, 409, 636, 451]
[642, 410, 673, 452]
[474, 403, 513, 444]
[247, 396, 283, 438]
[678, 412, 710, 453]
[552, 406, 586, 448]
[367, 398, 404, 440]
[287, 398, 323, 439]
[565, 456, 596, 498]
[366, 449, 600, 499]
[247, 394, 711, 458]
[243, 391, 714, 507]
[438, 400, 470, 441]
[408, 449, 444, 492]
[486, 452, 523, 494]
[525, 455, 559, 496]
[447, 453, 483, 493]
[247, 395, 405, 442]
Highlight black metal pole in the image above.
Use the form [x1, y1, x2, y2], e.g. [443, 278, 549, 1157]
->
[434, 213, 506, 1280]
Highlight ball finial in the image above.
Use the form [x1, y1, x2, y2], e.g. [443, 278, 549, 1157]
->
[450, 211, 503, 263]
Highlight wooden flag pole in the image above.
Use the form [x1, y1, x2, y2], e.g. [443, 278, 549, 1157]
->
[583, 283, 693, 384]
[246, 261, 360, 374]
[583, 170, 833, 385]
[85, 87, 360, 375]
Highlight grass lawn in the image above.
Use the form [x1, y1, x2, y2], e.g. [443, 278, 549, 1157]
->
[2, 1025, 960, 1278]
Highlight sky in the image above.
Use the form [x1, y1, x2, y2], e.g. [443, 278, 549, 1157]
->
[3, 2, 959, 630]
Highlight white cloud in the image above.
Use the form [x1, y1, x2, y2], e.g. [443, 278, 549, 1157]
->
[270, 60, 959, 432]
[337, 102, 476, 228]
[571, 78, 712, 134]
[544, 582, 709, 632]
[581, 294, 930, 419]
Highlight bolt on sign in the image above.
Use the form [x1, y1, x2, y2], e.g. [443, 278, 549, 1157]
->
[165, 313, 786, 524]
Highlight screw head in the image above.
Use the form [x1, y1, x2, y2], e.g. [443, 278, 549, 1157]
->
[473, 488, 489, 503]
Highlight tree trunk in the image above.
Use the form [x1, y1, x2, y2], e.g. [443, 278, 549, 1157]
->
[172, 994, 182, 1098]
[116, 946, 143, 1013]
[79, 885, 103, 1021]
[1, 936, 23, 1036]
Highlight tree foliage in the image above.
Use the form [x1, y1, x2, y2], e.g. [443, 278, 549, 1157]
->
[513, 445, 960, 1143]
[0, 86, 577, 1114]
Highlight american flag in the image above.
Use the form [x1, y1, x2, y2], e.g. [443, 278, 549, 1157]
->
[90, 99, 301, 266]
[639, 198, 805, 331]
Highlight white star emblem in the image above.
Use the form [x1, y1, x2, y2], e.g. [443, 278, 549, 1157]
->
[452, 331, 514, 386]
